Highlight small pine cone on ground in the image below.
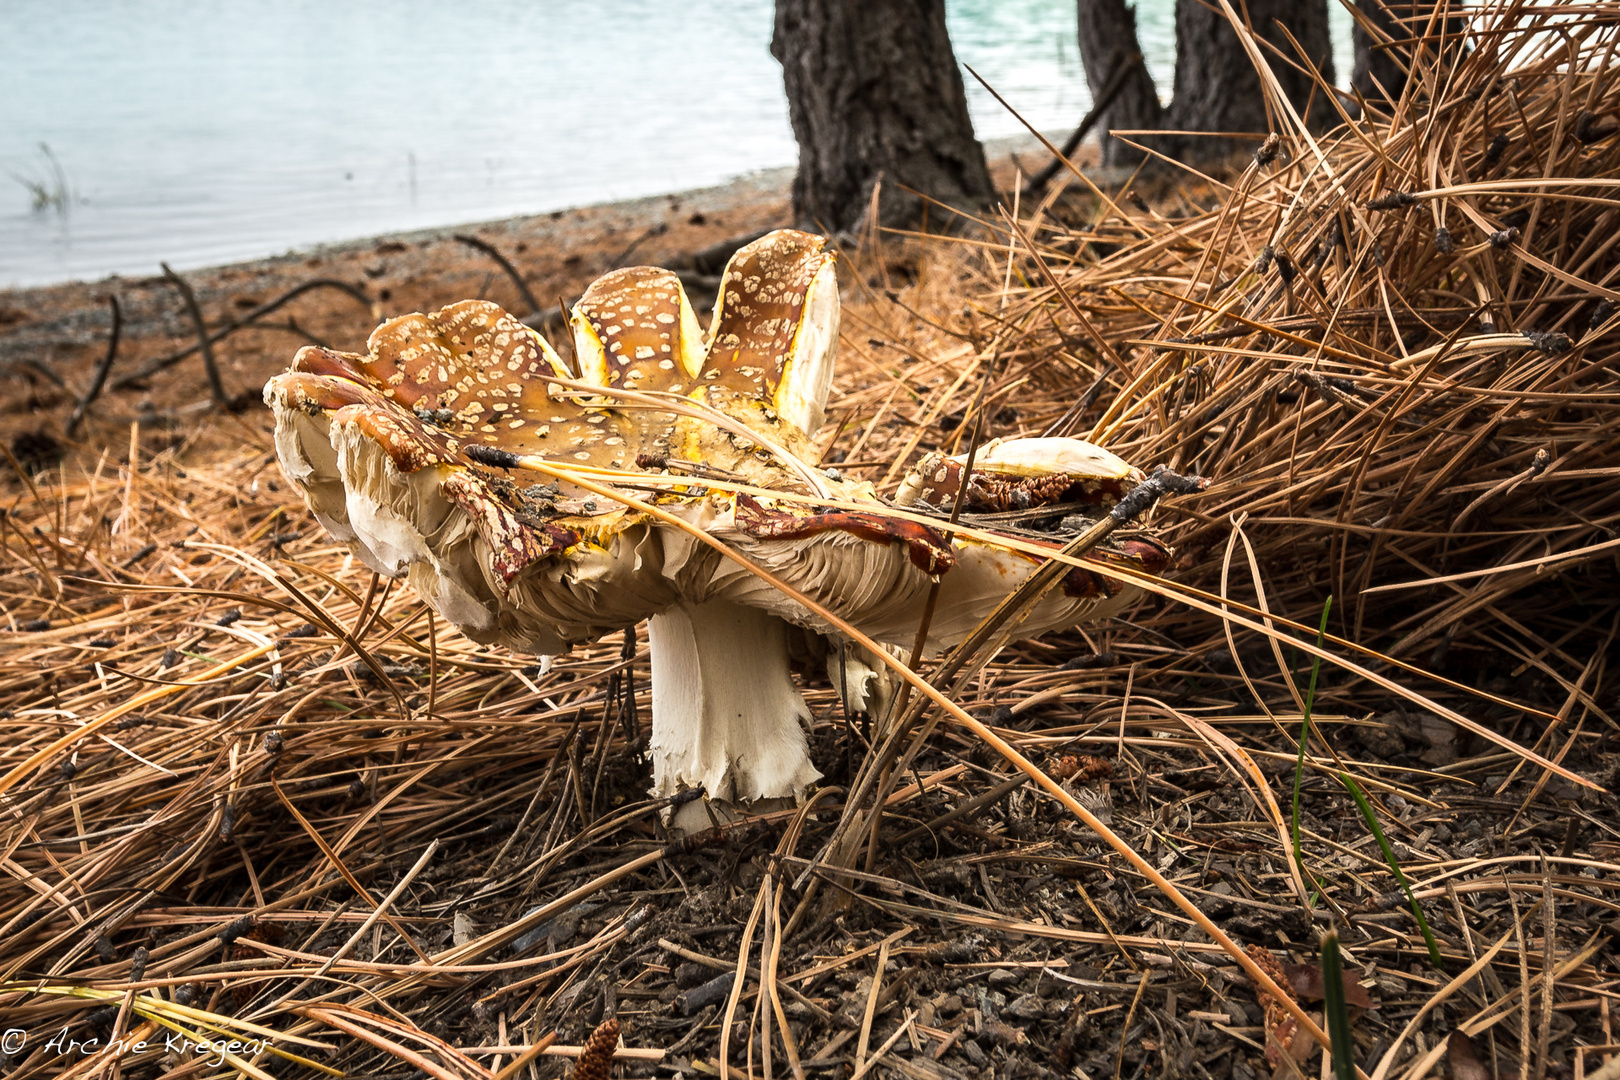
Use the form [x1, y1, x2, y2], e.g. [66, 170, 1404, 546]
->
[1244, 944, 1300, 1065]
[571, 1017, 621, 1080]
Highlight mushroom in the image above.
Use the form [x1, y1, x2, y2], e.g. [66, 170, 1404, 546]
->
[264, 229, 1169, 815]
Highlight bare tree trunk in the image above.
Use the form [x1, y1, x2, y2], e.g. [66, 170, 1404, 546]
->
[1160, 0, 1335, 160]
[771, 0, 995, 235]
[1353, 1, 1468, 110]
[1075, 0, 1164, 167]
[1073, 0, 1333, 167]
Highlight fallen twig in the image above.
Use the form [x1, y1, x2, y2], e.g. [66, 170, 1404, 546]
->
[455, 233, 542, 317]
[161, 262, 231, 409]
[66, 294, 121, 435]
[111, 278, 372, 390]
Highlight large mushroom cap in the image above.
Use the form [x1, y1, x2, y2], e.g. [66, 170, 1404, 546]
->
[265, 232, 843, 654]
[265, 228, 1171, 807]
[266, 299, 672, 654]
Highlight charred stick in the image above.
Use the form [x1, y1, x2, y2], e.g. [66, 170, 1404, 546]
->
[1023, 52, 1144, 197]
[1589, 299, 1616, 332]
[1367, 191, 1418, 210]
[660, 937, 836, 1024]
[509, 902, 598, 955]
[676, 971, 737, 1016]
[892, 773, 1030, 845]
[455, 234, 542, 317]
[111, 278, 371, 391]
[161, 263, 230, 409]
[129, 946, 148, 983]
[464, 444, 524, 470]
[1522, 330, 1571, 355]
[119, 542, 158, 570]
[1483, 132, 1510, 166]
[67, 294, 122, 436]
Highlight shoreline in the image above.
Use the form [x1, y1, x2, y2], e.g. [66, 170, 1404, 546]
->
[0, 164, 800, 377]
[0, 133, 1084, 445]
[1, 133, 1059, 299]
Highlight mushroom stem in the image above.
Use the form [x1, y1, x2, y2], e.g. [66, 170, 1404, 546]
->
[827, 639, 904, 730]
[646, 598, 823, 806]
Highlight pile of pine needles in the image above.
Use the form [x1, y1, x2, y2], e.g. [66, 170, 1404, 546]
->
[948, 0, 1620, 690]
[2, 3, 1619, 1078]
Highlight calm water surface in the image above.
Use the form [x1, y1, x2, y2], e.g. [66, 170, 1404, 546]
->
[0, 1, 1348, 288]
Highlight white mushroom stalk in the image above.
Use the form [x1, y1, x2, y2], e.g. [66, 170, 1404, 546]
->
[264, 229, 1172, 813]
[646, 598, 820, 804]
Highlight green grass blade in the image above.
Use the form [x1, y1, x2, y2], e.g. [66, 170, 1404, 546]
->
[1291, 597, 1332, 899]
[1338, 772, 1446, 971]
[1319, 931, 1357, 1080]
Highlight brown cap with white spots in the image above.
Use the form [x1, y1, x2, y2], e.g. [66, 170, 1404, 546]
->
[572, 266, 705, 393]
[289, 301, 639, 477]
[703, 230, 836, 411]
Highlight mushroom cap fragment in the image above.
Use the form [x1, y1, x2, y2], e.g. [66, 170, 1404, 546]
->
[895, 436, 1142, 514]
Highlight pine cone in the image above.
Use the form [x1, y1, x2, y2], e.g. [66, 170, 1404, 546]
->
[571, 1017, 621, 1080]
[1244, 945, 1299, 1065]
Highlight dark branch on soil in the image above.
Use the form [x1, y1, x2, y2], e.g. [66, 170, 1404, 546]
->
[455, 234, 542, 317]
[111, 278, 372, 392]
[161, 262, 229, 409]
[66, 294, 120, 436]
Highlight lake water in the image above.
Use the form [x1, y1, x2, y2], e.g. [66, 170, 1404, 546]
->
[0, 1, 1350, 289]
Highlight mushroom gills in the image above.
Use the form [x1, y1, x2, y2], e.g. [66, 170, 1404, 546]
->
[825, 638, 904, 725]
[328, 420, 500, 633]
[647, 598, 823, 813]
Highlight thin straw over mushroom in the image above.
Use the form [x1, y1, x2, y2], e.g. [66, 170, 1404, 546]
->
[264, 229, 1172, 812]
